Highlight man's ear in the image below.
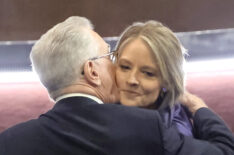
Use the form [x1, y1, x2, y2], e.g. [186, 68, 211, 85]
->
[83, 61, 101, 86]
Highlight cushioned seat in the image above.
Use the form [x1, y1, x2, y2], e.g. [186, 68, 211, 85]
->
[0, 68, 233, 132]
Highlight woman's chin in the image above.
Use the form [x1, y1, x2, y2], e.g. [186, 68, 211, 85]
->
[120, 98, 142, 107]
[120, 98, 156, 109]
[120, 99, 136, 106]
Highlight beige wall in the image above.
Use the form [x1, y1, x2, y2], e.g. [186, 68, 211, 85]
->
[1, 0, 234, 41]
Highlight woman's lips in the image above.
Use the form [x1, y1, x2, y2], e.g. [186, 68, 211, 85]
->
[121, 90, 141, 96]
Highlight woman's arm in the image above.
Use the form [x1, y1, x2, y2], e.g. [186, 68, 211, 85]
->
[170, 92, 234, 154]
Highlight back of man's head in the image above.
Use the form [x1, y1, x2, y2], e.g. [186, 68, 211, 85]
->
[30, 16, 100, 99]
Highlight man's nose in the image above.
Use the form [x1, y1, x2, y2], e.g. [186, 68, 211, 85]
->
[127, 70, 139, 87]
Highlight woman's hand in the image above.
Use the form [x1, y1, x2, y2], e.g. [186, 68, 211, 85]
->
[179, 91, 208, 116]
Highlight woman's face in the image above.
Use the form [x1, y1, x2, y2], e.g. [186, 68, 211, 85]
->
[116, 38, 161, 107]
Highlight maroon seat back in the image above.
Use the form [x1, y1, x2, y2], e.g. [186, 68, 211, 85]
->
[0, 69, 233, 133]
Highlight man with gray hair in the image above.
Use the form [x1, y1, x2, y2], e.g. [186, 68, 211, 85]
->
[0, 16, 233, 155]
[30, 16, 119, 103]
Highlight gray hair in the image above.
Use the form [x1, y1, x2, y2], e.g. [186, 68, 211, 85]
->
[30, 16, 99, 98]
[115, 20, 187, 108]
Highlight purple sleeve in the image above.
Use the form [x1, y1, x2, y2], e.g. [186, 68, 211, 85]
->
[159, 103, 194, 137]
[171, 104, 194, 136]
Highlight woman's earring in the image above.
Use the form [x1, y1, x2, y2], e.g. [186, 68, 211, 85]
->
[160, 88, 167, 98]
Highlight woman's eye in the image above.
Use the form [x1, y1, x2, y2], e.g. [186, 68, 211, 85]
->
[143, 71, 155, 77]
[120, 65, 130, 70]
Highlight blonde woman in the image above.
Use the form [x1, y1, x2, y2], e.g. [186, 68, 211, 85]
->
[115, 20, 193, 136]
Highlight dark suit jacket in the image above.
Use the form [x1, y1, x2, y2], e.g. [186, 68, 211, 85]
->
[160, 108, 234, 155]
[0, 97, 233, 155]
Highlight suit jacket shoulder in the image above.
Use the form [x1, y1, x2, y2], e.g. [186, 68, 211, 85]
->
[160, 108, 234, 155]
[0, 97, 165, 155]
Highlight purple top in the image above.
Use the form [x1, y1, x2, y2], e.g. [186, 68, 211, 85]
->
[159, 103, 194, 137]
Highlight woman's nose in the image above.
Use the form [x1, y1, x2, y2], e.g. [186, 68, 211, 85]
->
[127, 71, 139, 87]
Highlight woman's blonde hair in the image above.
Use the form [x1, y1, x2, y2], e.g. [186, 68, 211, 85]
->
[115, 20, 187, 108]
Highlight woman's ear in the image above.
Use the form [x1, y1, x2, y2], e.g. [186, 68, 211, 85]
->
[83, 61, 101, 86]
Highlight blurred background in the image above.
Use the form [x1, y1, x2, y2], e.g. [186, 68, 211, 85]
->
[1, 0, 234, 71]
[1, 0, 234, 40]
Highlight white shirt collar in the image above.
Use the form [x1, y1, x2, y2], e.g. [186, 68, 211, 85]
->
[55, 93, 103, 104]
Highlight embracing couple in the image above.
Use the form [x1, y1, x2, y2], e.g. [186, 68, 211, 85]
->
[0, 16, 233, 155]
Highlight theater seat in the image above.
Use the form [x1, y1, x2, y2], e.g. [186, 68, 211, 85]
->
[0, 68, 233, 133]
